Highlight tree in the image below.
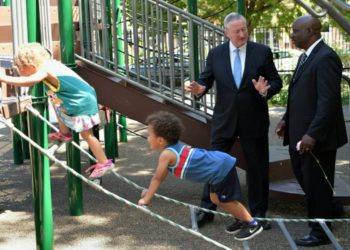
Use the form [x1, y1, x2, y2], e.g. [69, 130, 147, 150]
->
[169, 0, 305, 32]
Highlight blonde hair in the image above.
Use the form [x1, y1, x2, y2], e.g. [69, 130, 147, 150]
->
[14, 43, 50, 68]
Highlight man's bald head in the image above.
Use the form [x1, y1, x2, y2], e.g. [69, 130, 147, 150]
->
[295, 15, 321, 35]
[291, 15, 322, 50]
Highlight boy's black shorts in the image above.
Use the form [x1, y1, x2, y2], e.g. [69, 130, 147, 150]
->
[209, 166, 241, 202]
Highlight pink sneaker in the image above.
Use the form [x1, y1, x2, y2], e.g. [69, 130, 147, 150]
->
[48, 131, 73, 142]
[86, 160, 114, 179]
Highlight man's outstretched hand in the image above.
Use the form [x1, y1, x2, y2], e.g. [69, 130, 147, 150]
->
[252, 76, 270, 96]
[184, 80, 206, 96]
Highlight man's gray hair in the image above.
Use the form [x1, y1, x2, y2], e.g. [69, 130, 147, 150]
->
[224, 13, 246, 29]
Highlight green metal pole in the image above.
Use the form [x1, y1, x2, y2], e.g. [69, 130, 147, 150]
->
[26, 0, 53, 249]
[58, 0, 76, 68]
[28, 106, 53, 250]
[115, 0, 127, 144]
[187, 0, 199, 80]
[104, 111, 117, 160]
[106, 0, 113, 68]
[58, 0, 83, 216]
[103, 0, 118, 160]
[237, 0, 246, 16]
[116, 0, 124, 67]
[66, 132, 83, 215]
[118, 115, 127, 142]
[114, 113, 119, 157]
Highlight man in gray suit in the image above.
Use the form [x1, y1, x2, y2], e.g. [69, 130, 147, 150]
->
[185, 12, 282, 231]
[276, 15, 347, 247]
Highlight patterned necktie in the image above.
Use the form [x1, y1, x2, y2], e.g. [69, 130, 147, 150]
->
[293, 53, 307, 80]
[234, 48, 242, 88]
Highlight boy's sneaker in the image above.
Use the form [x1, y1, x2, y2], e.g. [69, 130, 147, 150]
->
[234, 222, 263, 241]
[225, 219, 243, 234]
[48, 131, 73, 142]
[86, 159, 114, 179]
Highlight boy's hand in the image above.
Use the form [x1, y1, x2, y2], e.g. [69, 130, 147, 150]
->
[138, 198, 149, 206]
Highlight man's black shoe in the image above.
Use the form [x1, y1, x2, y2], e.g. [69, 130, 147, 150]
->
[196, 211, 214, 228]
[260, 221, 272, 230]
[295, 234, 331, 247]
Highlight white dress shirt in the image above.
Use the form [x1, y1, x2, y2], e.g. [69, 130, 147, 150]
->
[305, 37, 323, 57]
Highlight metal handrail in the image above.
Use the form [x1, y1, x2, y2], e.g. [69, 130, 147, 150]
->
[295, 0, 350, 35]
[75, 54, 212, 121]
[294, 0, 328, 17]
[331, 0, 350, 11]
[78, 0, 225, 117]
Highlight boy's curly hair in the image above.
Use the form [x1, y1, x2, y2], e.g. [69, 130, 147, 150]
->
[146, 111, 184, 145]
[14, 43, 50, 68]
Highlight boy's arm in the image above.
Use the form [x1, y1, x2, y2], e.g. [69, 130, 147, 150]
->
[0, 69, 47, 87]
[138, 150, 174, 206]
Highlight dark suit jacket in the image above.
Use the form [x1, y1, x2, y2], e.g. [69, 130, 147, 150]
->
[283, 41, 348, 151]
[198, 41, 282, 140]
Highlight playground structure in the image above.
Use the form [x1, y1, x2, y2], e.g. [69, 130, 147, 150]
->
[1, 0, 350, 249]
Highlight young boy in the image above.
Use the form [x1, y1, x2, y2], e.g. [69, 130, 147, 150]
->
[138, 111, 263, 241]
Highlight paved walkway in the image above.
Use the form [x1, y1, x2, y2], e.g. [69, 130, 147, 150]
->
[0, 108, 350, 250]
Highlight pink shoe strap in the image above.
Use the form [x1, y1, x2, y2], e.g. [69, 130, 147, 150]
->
[85, 165, 97, 173]
[49, 131, 72, 140]
[85, 160, 113, 173]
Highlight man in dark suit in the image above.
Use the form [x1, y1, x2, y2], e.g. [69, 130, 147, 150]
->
[276, 15, 347, 247]
[185, 13, 282, 231]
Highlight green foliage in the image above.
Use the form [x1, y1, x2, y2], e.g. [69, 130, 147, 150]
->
[168, 0, 306, 31]
[335, 48, 350, 68]
[268, 73, 292, 106]
[341, 77, 350, 105]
